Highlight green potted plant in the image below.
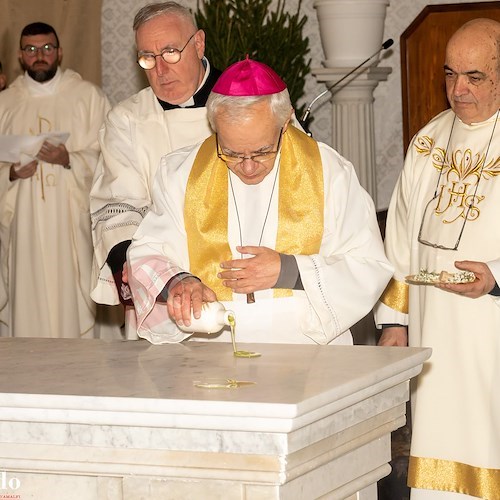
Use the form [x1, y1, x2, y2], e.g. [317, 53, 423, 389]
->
[195, 0, 311, 118]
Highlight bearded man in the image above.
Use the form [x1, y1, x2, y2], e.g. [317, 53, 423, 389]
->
[0, 22, 110, 338]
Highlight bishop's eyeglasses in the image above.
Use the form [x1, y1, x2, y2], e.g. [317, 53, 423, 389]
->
[216, 128, 283, 167]
[21, 43, 58, 57]
[137, 32, 196, 70]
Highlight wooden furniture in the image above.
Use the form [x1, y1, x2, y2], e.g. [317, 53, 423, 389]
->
[400, 2, 500, 151]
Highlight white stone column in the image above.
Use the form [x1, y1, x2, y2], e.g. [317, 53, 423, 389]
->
[312, 66, 391, 206]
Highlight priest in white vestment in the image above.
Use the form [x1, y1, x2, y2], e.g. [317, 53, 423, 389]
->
[374, 19, 500, 499]
[0, 22, 110, 338]
[126, 57, 393, 345]
[90, 3, 221, 322]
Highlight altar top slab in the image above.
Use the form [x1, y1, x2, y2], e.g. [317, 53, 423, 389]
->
[0, 339, 429, 420]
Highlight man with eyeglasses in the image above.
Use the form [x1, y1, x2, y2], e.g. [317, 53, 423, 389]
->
[90, 2, 222, 338]
[0, 22, 110, 338]
[374, 19, 500, 499]
[124, 57, 392, 345]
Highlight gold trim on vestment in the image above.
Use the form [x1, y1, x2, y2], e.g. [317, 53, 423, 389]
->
[379, 277, 408, 314]
[184, 125, 324, 301]
[408, 455, 500, 498]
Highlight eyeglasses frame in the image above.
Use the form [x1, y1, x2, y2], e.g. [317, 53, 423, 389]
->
[216, 128, 284, 167]
[137, 32, 197, 69]
[417, 110, 499, 251]
[21, 43, 59, 57]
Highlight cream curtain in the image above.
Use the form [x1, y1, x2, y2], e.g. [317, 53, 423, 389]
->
[0, 0, 102, 87]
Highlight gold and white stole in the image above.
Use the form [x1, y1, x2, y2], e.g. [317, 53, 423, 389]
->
[184, 125, 324, 300]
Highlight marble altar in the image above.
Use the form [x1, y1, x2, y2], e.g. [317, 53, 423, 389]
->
[0, 339, 430, 499]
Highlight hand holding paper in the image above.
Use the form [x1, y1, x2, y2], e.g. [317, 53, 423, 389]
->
[9, 160, 38, 181]
[0, 132, 70, 167]
[37, 141, 70, 167]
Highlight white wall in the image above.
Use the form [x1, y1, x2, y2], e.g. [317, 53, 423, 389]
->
[101, 0, 493, 209]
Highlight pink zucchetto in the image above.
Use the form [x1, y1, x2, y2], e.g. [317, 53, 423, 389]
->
[212, 56, 287, 96]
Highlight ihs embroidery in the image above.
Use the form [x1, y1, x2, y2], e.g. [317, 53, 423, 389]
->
[415, 135, 500, 224]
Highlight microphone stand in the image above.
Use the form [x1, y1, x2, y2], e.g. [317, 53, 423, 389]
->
[300, 39, 394, 134]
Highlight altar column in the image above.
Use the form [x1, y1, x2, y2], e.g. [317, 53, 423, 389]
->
[312, 66, 391, 206]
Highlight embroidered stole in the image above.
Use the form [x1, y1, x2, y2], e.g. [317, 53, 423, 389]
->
[184, 125, 324, 300]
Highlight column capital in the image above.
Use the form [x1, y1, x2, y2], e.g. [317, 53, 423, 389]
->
[312, 66, 392, 101]
[312, 65, 392, 83]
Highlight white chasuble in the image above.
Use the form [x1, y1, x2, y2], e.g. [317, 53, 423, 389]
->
[0, 69, 109, 338]
[375, 109, 500, 498]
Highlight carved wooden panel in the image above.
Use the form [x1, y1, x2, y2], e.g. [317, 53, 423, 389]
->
[400, 2, 500, 151]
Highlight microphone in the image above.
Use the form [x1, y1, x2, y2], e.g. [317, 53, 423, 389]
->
[300, 38, 394, 132]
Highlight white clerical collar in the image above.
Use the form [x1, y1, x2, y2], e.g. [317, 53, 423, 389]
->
[24, 67, 62, 96]
[177, 57, 210, 108]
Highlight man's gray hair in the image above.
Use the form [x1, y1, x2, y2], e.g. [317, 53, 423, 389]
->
[133, 2, 197, 31]
[206, 90, 293, 130]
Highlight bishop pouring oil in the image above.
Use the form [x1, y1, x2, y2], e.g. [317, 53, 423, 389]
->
[177, 301, 260, 358]
[125, 58, 392, 346]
